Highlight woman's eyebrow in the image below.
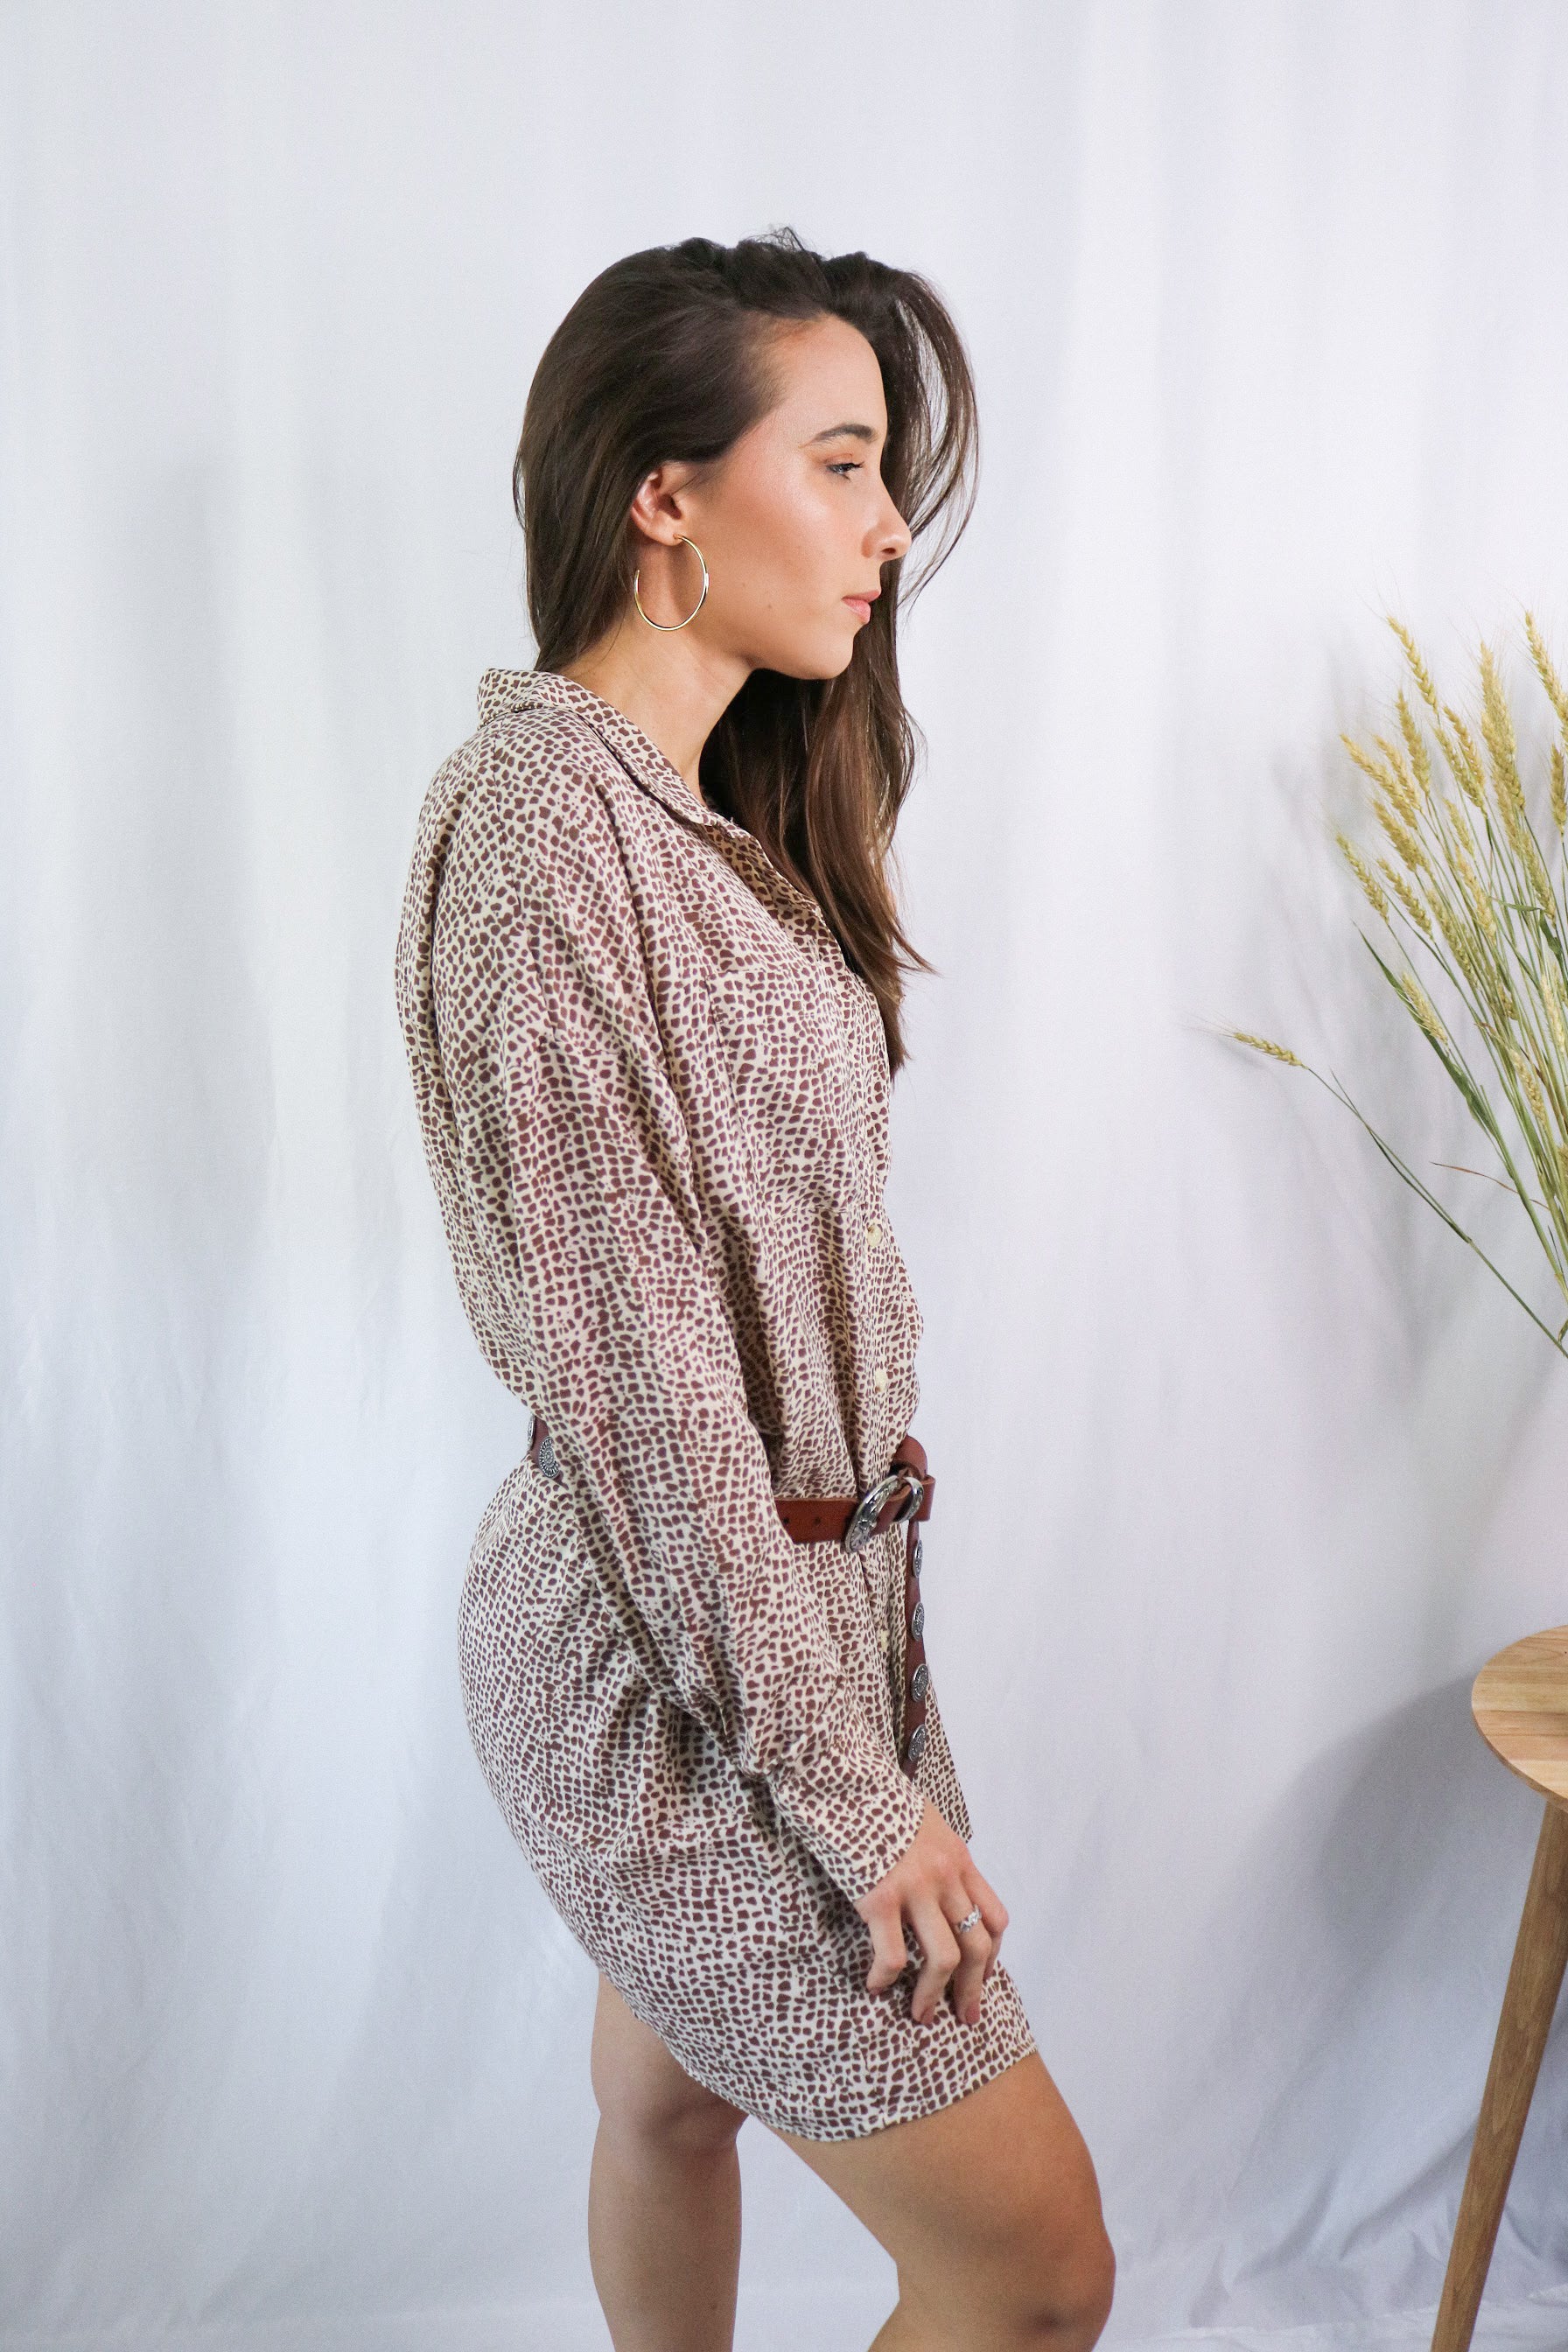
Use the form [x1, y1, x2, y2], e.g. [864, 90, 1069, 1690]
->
[805, 421, 880, 445]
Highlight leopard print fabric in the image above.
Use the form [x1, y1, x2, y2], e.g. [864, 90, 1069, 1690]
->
[394, 665, 1037, 2138]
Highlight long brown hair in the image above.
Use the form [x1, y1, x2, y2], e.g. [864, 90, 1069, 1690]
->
[513, 228, 979, 1076]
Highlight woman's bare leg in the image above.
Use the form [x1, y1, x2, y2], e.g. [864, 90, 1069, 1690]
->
[588, 1974, 748, 2352]
[587, 1977, 1111, 2352]
[773, 2047, 1114, 2352]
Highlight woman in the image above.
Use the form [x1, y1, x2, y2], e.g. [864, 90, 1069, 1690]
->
[395, 229, 1113, 2352]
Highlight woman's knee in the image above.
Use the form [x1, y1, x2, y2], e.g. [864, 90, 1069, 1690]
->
[971, 2205, 1114, 2349]
[898, 2214, 1113, 2352]
[590, 1975, 745, 2160]
[1037, 2220, 1115, 2348]
[1003, 2156, 1115, 2347]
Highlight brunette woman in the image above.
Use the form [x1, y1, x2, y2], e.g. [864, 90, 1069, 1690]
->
[395, 228, 1113, 2352]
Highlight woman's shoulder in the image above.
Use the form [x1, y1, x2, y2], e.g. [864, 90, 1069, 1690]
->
[468, 671, 620, 806]
[406, 678, 640, 959]
[432, 677, 620, 867]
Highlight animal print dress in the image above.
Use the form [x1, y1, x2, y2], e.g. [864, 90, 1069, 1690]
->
[394, 665, 1036, 2139]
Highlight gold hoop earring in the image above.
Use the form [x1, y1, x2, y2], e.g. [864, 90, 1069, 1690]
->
[633, 536, 709, 631]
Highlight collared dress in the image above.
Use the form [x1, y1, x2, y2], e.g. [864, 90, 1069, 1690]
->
[394, 665, 1036, 2139]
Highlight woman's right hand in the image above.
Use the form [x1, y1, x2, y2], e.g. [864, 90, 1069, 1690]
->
[853, 1801, 1009, 2026]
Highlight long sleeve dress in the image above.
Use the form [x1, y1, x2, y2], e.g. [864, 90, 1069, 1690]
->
[394, 663, 1036, 2139]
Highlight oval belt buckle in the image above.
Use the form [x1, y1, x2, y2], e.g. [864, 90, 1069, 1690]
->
[844, 1467, 926, 1555]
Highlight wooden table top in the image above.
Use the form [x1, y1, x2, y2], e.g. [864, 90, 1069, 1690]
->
[1473, 1625, 1568, 1810]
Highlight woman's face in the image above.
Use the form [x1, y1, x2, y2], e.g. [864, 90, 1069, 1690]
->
[635, 314, 914, 681]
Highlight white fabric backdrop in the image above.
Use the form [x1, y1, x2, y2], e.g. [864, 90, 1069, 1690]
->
[9, 2, 1568, 2345]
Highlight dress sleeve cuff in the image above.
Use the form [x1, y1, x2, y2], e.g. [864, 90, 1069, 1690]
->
[766, 1686, 929, 1902]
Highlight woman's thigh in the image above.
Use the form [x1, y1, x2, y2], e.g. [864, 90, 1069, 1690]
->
[769, 2049, 1114, 2348]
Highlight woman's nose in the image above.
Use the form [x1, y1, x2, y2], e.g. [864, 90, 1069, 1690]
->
[877, 500, 913, 563]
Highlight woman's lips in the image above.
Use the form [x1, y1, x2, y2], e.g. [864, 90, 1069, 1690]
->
[844, 595, 875, 624]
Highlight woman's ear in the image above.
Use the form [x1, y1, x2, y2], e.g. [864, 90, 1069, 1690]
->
[628, 460, 700, 548]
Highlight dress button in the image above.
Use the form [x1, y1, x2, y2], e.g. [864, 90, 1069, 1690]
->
[905, 1722, 928, 1767]
[911, 1662, 930, 1702]
[910, 1598, 925, 1638]
[872, 1365, 889, 1393]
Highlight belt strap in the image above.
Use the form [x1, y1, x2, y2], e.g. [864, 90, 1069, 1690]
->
[527, 1413, 935, 1778]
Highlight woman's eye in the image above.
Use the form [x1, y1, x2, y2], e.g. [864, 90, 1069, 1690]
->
[827, 459, 862, 478]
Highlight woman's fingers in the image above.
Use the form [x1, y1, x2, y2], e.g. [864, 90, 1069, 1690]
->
[971, 1872, 1010, 1978]
[907, 1895, 962, 2025]
[948, 1913, 993, 2023]
[861, 1896, 913, 1995]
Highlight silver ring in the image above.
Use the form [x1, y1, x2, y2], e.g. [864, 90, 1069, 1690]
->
[952, 1907, 983, 1936]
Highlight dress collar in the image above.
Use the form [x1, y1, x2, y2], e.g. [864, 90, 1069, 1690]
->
[477, 665, 745, 838]
[475, 662, 847, 960]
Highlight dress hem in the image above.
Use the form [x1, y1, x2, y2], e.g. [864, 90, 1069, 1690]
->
[758, 2025, 1041, 2146]
[643, 1978, 1041, 2146]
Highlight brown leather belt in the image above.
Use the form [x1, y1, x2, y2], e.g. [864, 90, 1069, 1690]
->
[527, 1414, 936, 1777]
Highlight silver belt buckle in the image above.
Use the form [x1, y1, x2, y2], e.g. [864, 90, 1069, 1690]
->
[844, 1467, 925, 1554]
